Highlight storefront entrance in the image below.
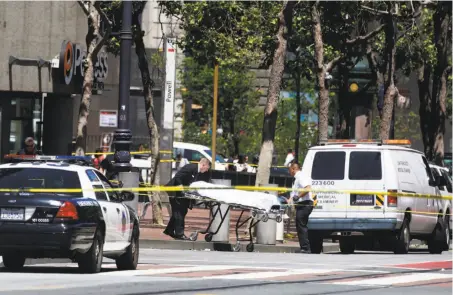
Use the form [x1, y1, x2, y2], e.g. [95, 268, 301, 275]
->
[0, 92, 42, 162]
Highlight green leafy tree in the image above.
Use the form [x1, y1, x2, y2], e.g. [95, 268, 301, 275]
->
[180, 57, 261, 156]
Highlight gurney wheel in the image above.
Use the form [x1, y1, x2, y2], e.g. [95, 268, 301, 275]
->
[205, 233, 213, 242]
[251, 211, 257, 218]
[276, 215, 282, 223]
[246, 243, 254, 252]
[261, 214, 269, 222]
[233, 243, 241, 252]
[189, 232, 198, 241]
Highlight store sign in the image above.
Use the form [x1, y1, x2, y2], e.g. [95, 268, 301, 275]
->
[163, 38, 176, 129]
[99, 110, 117, 128]
[59, 40, 108, 87]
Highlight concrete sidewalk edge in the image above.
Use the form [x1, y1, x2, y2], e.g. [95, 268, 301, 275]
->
[139, 239, 340, 253]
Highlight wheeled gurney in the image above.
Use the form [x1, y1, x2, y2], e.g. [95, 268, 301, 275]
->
[184, 181, 285, 252]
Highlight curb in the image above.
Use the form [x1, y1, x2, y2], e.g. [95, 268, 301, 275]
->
[139, 239, 340, 253]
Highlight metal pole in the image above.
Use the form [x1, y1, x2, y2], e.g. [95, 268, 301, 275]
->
[113, 1, 139, 211]
[113, 0, 133, 170]
[211, 63, 219, 170]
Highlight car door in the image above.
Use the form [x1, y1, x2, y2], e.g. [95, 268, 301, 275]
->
[418, 156, 438, 233]
[94, 171, 131, 250]
[85, 170, 116, 250]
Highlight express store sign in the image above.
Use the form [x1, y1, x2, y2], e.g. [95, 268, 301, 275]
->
[59, 40, 108, 88]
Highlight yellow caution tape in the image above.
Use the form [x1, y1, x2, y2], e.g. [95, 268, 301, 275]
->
[0, 185, 451, 200]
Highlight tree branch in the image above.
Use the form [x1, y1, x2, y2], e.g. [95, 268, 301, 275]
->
[326, 55, 342, 73]
[92, 2, 112, 56]
[346, 24, 386, 45]
[361, 5, 395, 16]
[77, 0, 90, 16]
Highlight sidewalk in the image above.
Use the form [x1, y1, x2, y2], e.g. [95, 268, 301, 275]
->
[139, 205, 340, 253]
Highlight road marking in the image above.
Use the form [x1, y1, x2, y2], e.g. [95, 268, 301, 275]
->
[97, 264, 253, 276]
[202, 268, 338, 280]
[331, 272, 453, 286]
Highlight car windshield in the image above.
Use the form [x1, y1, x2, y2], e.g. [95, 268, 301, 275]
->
[203, 150, 226, 163]
[0, 168, 81, 190]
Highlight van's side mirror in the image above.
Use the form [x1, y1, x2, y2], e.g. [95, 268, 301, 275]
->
[437, 175, 448, 187]
[429, 176, 442, 187]
[120, 191, 135, 202]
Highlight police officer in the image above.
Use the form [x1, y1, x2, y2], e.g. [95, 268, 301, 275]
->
[164, 158, 210, 240]
[289, 161, 313, 253]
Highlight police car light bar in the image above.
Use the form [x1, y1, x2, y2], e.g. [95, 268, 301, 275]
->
[319, 139, 411, 146]
[4, 154, 92, 162]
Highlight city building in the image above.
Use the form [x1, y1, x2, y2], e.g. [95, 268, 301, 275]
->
[0, 1, 121, 161]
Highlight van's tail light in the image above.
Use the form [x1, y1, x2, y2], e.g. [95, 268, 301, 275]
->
[55, 201, 79, 220]
[387, 190, 398, 207]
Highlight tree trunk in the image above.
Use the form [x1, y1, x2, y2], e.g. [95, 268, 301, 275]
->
[255, 0, 295, 187]
[417, 65, 432, 157]
[294, 71, 301, 162]
[311, 2, 330, 142]
[431, 2, 451, 164]
[433, 66, 451, 165]
[133, 5, 163, 225]
[75, 3, 100, 156]
[378, 13, 397, 141]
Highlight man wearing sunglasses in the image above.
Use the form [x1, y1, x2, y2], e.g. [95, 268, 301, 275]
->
[17, 137, 42, 155]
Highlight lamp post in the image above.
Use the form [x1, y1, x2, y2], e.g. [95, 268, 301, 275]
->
[211, 62, 219, 170]
[113, 1, 139, 211]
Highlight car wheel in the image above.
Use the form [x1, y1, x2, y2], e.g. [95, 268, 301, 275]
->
[428, 217, 446, 254]
[309, 232, 323, 254]
[394, 218, 410, 254]
[444, 215, 450, 250]
[78, 229, 104, 273]
[339, 239, 355, 254]
[2, 254, 25, 271]
[116, 224, 139, 271]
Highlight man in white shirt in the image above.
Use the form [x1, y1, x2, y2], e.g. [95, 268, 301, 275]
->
[289, 161, 314, 253]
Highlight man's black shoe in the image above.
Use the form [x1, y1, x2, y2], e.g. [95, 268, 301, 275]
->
[174, 234, 190, 241]
[295, 249, 311, 254]
[163, 230, 175, 238]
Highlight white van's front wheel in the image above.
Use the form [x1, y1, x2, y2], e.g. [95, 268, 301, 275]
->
[394, 219, 410, 254]
[428, 217, 446, 254]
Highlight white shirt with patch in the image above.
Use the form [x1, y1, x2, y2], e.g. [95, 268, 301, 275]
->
[291, 170, 312, 202]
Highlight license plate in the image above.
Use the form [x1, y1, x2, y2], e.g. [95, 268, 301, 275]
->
[352, 195, 374, 206]
[0, 208, 25, 221]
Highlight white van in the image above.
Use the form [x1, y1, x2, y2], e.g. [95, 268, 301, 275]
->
[301, 139, 449, 254]
[429, 163, 452, 245]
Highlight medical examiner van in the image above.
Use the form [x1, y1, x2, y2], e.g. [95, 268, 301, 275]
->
[301, 139, 450, 254]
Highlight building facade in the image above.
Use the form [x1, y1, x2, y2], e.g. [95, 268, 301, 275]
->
[0, 1, 122, 161]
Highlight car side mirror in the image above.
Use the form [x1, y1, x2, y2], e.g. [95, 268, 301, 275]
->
[429, 176, 442, 187]
[120, 191, 135, 202]
[437, 175, 448, 187]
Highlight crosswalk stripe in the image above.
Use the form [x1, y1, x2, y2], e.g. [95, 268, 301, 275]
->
[331, 272, 452, 286]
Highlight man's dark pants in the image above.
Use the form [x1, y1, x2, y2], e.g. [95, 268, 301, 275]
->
[165, 193, 190, 237]
[295, 200, 314, 251]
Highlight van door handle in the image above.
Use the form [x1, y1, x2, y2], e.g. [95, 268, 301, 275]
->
[116, 208, 120, 213]
[103, 207, 107, 212]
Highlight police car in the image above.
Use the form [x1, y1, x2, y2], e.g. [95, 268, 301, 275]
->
[0, 155, 140, 273]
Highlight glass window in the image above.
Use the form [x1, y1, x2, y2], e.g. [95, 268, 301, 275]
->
[311, 151, 346, 180]
[349, 152, 382, 180]
[93, 184, 108, 201]
[94, 171, 120, 202]
[0, 168, 81, 192]
[184, 149, 204, 162]
[203, 150, 226, 163]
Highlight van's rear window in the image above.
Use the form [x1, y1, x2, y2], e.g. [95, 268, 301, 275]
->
[311, 151, 346, 180]
[349, 152, 382, 180]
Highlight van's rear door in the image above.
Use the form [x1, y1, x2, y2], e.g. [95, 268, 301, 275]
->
[345, 150, 386, 219]
[309, 150, 348, 218]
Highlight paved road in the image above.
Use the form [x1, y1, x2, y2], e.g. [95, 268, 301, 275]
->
[0, 249, 451, 295]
